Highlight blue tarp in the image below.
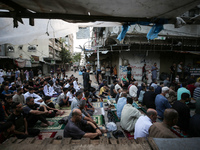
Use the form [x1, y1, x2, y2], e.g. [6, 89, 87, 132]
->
[117, 19, 168, 41]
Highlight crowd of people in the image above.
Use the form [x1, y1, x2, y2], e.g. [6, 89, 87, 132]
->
[0, 62, 200, 144]
[0, 67, 105, 143]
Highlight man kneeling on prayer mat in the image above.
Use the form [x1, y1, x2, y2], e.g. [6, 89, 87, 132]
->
[63, 108, 102, 139]
[149, 108, 178, 138]
[120, 97, 142, 132]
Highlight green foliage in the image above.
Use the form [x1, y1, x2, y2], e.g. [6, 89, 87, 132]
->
[73, 53, 81, 63]
[59, 47, 72, 65]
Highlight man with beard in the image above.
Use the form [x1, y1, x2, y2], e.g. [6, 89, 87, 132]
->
[22, 97, 54, 127]
[7, 102, 40, 139]
[13, 88, 25, 104]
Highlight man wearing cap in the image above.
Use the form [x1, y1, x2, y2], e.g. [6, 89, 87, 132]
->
[155, 86, 171, 119]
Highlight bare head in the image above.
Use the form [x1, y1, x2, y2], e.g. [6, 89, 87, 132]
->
[72, 109, 82, 122]
[146, 108, 157, 122]
[163, 108, 178, 127]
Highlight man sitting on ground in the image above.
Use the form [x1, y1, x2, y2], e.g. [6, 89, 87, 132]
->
[57, 88, 68, 107]
[149, 108, 178, 138]
[24, 87, 43, 105]
[134, 108, 157, 139]
[71, 91, 83, 110]
[22, 97, 54, 127]
[7, 102, 40, 139]
[117, 92, 127, 119]
[143, 86, 156, 109]
[172, 93, 190, 132]
[68, 99, 95, 124]
[155, 87, 171, 119]
[129, 81, 138, 100]
[120, 97, 142, 132]
[12, 88, 25, 104]
[63, 109, 102, 139]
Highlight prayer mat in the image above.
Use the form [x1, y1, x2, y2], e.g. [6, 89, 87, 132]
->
[58, 110, 71, 117]
[171, 127, 188, 138]
[37, 131, 57, 140]
[60, 106, 71, 110]
[92, 115, 105, 125]
[92, 102, 103, 108]
[33, 117, 65, 130]
[123, 130, 134, 140]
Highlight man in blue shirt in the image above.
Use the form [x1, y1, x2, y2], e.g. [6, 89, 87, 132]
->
[117, 92, 127, 118]
[155, 87, 171, 119]
[2, 85, 14, 97]
[177, 82, 191, 100]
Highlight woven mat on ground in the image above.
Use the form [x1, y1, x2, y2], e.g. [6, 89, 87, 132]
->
[57, 110, 71, 118]
[60, 106, 71, 110]
[92, 115, 105, 125]
[37, 131, 57, 140]
[133, 102, 147, 114]
[92, 102, 103, 108]
[123, 130, 134, 140]
[171, 127, 188, 138]
[33, 117, 65, 130]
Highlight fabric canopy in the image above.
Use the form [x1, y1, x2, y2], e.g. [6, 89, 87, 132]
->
[0, 18, 79, 45]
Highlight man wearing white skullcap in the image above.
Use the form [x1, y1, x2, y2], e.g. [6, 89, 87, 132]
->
[155, 86, 171, 119]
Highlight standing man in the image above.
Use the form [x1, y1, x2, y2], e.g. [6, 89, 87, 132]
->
[169, 62, 176, 83]
[177, 61, 183, 81]
[15, 68, 20, 80]
[127, 64, 132, 82]
[142, 64, 147, 82]
[105, 65, 111, 85]
[83, 68, 90, 90]
[29, 69, 34, 80]
[101, 65, 106, 80]
[151, 63, 158, 82]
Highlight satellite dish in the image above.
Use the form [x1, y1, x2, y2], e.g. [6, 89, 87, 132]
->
[113, 26, 119, 34]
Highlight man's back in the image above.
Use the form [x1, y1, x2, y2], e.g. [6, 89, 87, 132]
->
[134, 115, 152, 139]
[116, 97, 127, 118]
[172, 101, 190, 131]
[149, 122, 177, 138]
[120, 104, 142, 132]
[64, 119, 87, 139]
[143, 91, 156, 109]
[155, 95, 171, 118]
